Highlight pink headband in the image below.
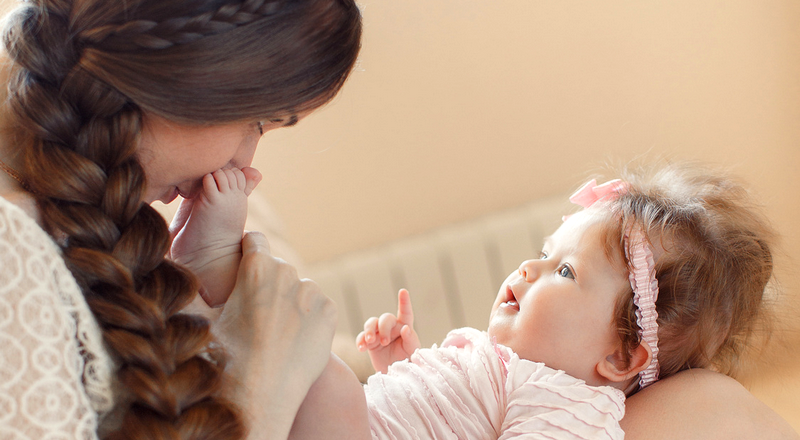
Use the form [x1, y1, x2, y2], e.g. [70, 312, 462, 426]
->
[568, 179, 660, 389]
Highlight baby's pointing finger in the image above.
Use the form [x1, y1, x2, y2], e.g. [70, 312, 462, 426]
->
[396, 289, 414, 326]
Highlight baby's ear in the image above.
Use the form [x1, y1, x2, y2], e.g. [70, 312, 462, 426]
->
[597, 342, 652, 383]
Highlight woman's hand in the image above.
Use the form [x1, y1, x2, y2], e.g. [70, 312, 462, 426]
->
[210, 231, 337, 440]
[356, 288, 421, 374]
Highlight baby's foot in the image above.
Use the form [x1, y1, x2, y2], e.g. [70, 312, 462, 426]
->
[171, 167, 261, 306]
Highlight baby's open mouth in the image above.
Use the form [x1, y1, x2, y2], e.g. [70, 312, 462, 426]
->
[500, 286, 520, 311]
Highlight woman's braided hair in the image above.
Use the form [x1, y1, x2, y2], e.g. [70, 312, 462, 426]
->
[1, 0, 360, 437]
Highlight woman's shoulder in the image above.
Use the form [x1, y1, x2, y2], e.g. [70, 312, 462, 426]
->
[0, 192, 51, 257]
[0, 179, 40, 221]
[0, 193, 117, 421]
[621, 369, 799, 440]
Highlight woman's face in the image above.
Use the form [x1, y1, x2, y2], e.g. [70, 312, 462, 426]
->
[137, 113, 296, 204]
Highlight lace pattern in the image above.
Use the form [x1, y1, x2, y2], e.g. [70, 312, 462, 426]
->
[0, 196, 114, 439]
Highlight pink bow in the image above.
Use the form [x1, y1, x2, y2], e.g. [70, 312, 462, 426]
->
[568, 179, 629, 208]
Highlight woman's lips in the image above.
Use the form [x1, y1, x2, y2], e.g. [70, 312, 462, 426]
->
[159, 187, 180, 204]
[160, 184, 196, 205]
[177, 182, 202, 199]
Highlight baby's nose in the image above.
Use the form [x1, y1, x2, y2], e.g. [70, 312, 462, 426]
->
[518, 259, 540, 282]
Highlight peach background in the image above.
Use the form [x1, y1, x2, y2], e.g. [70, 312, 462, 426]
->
[258, 1, 800, 431]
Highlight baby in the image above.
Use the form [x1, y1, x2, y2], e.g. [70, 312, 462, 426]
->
[289, 164, 775, 440]
[169, 167, 261, 307]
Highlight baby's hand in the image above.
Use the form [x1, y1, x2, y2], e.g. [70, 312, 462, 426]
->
[356, 289, 421, 374]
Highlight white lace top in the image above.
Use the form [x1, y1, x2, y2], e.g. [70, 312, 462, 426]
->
[0, 195, 114, 439]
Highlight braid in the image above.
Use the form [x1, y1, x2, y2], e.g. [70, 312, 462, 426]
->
[80, 0, 284, 51]
[2, 0, 361, 434]
[4, 2, 246, 438]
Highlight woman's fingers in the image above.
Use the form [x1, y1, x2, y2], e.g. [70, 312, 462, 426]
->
[220, 231, 337, 383]
[241, 230, 271, 255]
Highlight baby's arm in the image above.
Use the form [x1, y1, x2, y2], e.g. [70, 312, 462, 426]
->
[356, 288, 422, 373]
[170, 167, 261, 307]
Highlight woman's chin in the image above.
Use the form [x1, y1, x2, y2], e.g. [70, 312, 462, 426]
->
[150, 187, 178, 205]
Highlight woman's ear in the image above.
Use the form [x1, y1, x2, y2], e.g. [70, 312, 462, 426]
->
[597, 342, 652, 383]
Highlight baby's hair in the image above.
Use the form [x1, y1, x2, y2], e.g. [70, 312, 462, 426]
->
[597, 163, 775, 395]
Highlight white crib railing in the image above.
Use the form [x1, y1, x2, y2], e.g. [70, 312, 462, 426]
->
[306, 195, 572, 347]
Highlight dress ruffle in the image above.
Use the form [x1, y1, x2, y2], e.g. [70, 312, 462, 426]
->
[364, 327, 625, 440]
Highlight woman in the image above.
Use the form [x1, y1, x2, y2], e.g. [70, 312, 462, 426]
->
[0, 0, 361, 438]
[0, 1, 795, 440]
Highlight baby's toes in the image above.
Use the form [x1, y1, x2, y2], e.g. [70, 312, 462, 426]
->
[202, 172, 221, 196]
[241, 167, 262, 196]
[215, 168, 238, 193]
[229, 168, 248, 192]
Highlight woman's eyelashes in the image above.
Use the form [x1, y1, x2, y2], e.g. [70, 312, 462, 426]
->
[268, 115, 299, 127]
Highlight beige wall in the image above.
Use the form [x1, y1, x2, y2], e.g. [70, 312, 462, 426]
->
[259, 1, 799, 268]
[257, 0, 800, 429]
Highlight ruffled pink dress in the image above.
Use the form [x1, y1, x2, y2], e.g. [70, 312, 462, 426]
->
[364, 327, 626, 440]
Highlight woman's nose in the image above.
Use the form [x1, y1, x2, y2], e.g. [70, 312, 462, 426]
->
[518, 259, 541, 282]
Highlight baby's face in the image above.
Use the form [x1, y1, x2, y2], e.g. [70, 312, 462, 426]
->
[488, 209, 630, 385]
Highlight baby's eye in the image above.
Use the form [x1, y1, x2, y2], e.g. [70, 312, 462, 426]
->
[558, 264, 575, 280]
[539, 251, 548, 259]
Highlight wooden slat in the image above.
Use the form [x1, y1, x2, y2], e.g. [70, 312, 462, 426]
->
[435, 225, 496, 332]
[388, 238, 454, 347]
[342, 253, 397, 333]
